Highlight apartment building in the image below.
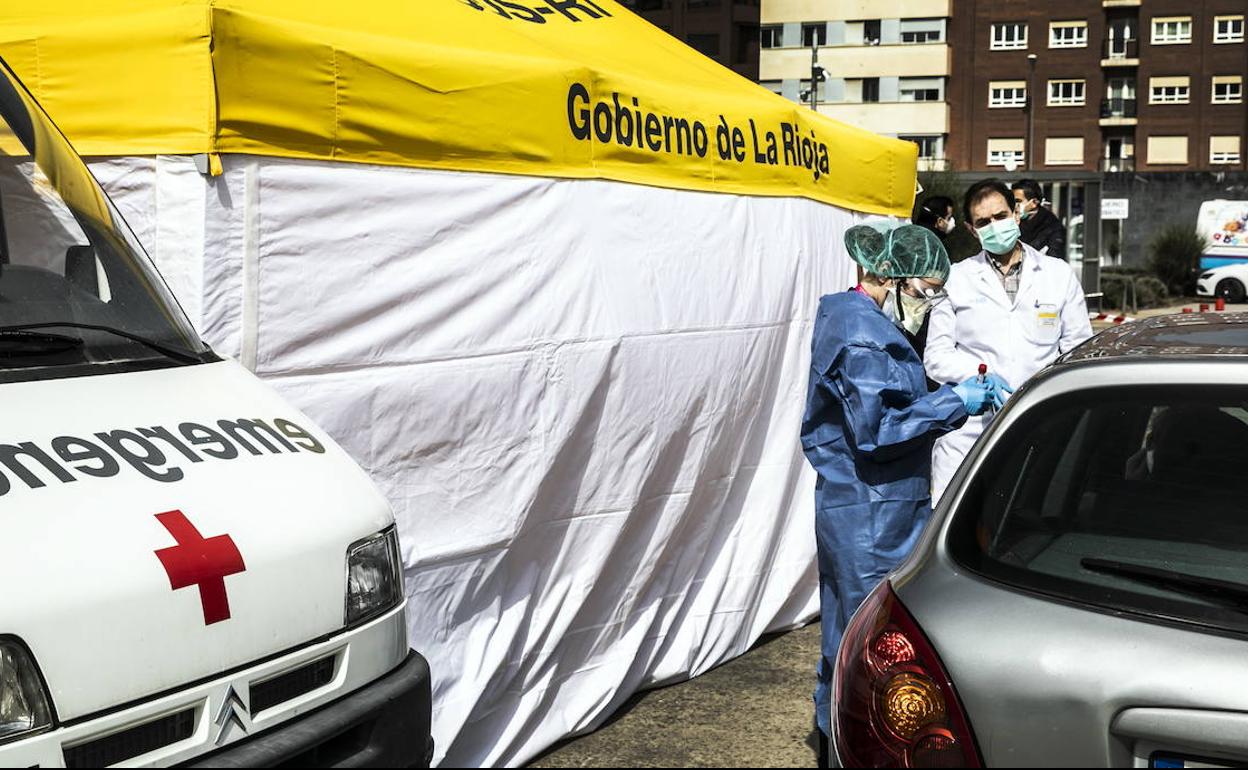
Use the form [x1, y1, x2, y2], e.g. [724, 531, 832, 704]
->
[949, 0, 1248, 174]
[621, 0, 762, 81]
[758, 1, 954, 170]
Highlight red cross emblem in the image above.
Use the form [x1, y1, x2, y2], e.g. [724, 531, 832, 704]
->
[153, 510, 246, 626]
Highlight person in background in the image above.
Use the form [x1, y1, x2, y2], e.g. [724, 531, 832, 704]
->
[925, 179, 1092, 504]
[1011, 179, 1066, 261]
[909, 195, 958, 363]
[801, 221, 1000, 766]
[914, 195, 958, 242]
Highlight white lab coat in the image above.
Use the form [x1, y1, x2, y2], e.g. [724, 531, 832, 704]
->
[924, 243, 1093, 503]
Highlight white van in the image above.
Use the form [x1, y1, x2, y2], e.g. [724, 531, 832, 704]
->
[0, 60, 431, 766]
[1197, 199, 1248, 270]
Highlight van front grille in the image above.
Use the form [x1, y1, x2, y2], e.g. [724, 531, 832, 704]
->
[63, 708, 195, 768]
[249, 655, 336, 714]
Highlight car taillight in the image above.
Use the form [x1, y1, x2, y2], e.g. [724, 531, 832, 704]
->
[833, 581, 981, 768]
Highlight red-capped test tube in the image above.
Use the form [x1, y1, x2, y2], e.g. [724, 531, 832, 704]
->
[978, 363, 995, 414]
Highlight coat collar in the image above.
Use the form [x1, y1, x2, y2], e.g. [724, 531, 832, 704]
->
[970, 241, 1044, 272]
[967, 242, 1044, 309]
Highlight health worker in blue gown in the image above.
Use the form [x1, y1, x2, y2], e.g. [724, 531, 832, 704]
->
[801, 222, 1000, 755]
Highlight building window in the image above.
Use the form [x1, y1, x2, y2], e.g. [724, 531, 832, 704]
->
[900, 18, 945, 44]
[1106, 77, 1137, 100]
[1151, 17, 1193, 45]
[1105, 21, 1138, 58]
[1214, 15, 1245, 44]
[991, 22, 1028, 50]
[863, 20, 882, 46]
[1048, 79, 1086, 106]
[988, 138, 1026, 167]
[1147, 135, 1189, 165]
[760, 25, 783, 49]
[900, 77, 943, 102]
[1150, 76, 1191, 104]
[1211, 136, 1242, 165]
[862, 77, 880, 103]
[760, 79, 783, 97]
[1103, 137, 1135, 171]
[1049, 21, 1088, 48]
[1046, 137, 1085, 166]
[904, 136, 947, 170]
[688, 33, 720, 58]
[1213, 76, 1244, 104]
[900, 135, 943, 160]
[802, 23, 826, 48]
[900, 30, 941, 44]
[989, 81, 1028, 108]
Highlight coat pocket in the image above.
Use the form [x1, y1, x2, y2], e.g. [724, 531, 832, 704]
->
[1022, 300, 1061, 344]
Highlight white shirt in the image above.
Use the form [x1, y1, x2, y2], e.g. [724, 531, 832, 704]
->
[924, 242, 1093, 502]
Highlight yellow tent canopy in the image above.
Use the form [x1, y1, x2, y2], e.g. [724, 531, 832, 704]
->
[0, 0, 916, 215]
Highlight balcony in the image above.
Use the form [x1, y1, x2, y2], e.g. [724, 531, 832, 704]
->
[1102, 38, 1139, 67]
[1100, 97, 1138, 126]
[1101, 158, 1135, 172]
[917, 158, 950, 172]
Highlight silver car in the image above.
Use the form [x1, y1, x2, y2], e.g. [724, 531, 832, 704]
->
[831, 312, 1248, 768]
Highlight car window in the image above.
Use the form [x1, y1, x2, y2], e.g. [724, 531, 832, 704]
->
[948, 386, 1248, 635]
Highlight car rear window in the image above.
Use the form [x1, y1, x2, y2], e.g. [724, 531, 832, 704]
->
[948, 385, 1248, 635]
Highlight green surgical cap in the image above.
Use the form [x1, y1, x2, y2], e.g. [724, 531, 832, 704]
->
[844, 221, 950, 282]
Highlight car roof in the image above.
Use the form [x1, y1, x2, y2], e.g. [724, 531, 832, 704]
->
[1060, 312, 1248, 363]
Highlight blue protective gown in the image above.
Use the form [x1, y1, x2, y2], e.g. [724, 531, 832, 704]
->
[801, 289, 968, 736]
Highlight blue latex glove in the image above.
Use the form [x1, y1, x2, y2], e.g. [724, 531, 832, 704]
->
[952, 378, 993, 416]
[982, 373, 1014, 410]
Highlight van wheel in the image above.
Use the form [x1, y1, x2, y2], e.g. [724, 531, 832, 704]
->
[1217, 278, 1246, 304]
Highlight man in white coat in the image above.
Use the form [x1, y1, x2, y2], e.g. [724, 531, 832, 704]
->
[925, 179, 1093, 503]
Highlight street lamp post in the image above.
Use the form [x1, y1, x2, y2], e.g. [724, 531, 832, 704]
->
[1026, 54, 1038, 170]
[809, 45, 826, 112]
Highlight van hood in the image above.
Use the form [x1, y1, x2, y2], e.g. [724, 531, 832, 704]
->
[0, 360, 394, 721]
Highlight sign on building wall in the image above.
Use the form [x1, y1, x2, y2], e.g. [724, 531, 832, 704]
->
[1102, 198, 1130, 220]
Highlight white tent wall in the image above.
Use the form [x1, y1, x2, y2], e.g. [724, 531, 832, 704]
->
[86, 155, 860, 767]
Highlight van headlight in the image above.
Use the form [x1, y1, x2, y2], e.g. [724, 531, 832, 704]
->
[344, 528, 403, 626]
[0, 639, 52, 744]
[1201, 271, 1215, 280]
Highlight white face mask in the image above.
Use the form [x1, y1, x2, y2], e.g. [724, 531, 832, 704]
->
[882, 284, 938, 335]
[941, 217, 956, 235]
[898, 291, 933, 335]
[881, 286, 901, 325]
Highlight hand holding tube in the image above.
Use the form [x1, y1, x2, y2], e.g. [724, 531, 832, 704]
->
[952, 378, 993, 416]
[982, 373, 1013, 410]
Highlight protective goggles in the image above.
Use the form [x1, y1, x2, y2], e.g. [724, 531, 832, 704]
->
[899, 279, 948, 307]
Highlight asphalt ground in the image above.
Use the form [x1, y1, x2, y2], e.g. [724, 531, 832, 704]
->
[527, 621, 823, 768]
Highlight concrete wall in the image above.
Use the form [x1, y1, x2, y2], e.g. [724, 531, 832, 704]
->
[820, 101, 950, 135]
[763, 0, 950, 24]
[1103, 171, 1248, 266]
[761, 42, 949, 79]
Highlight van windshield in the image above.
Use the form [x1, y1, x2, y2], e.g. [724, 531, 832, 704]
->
[948, 385, 1248, 636]
[0, 63, 212, 383]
